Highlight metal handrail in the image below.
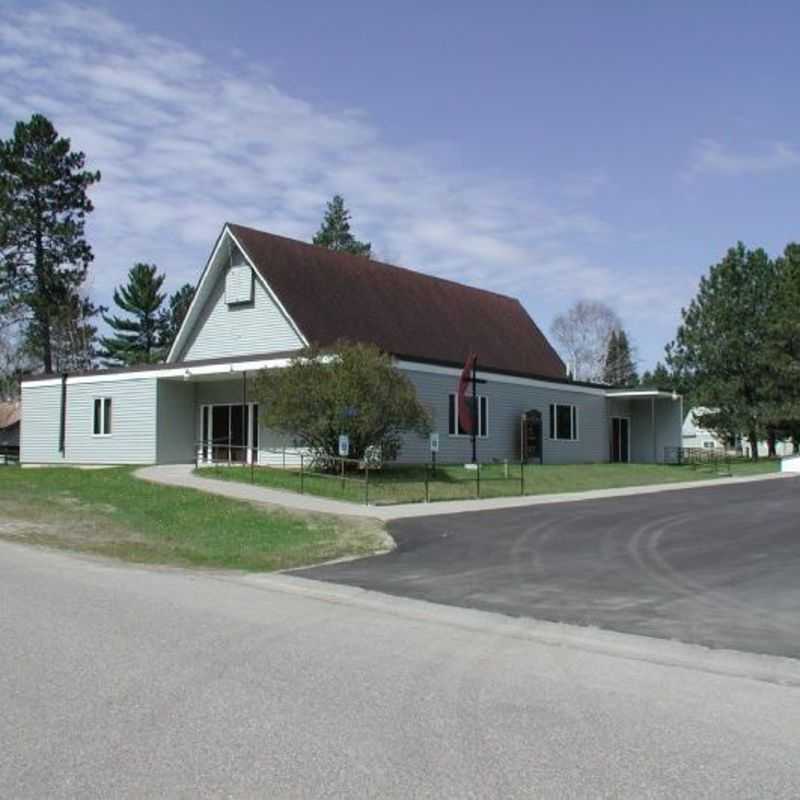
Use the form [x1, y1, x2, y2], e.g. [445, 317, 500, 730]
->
[194, 445, 533, 506]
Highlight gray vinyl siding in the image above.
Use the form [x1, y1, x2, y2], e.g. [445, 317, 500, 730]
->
[396, 368, 611, 465]
[20, 382, 65, 464]
[177, 267, 303, 362]
[156, 380, 196, 464]
[65, 378, 157, 464]
[630, 397, 682, 463]
[22, 377, 157, 464]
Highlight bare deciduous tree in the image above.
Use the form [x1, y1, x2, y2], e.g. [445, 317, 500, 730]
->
[550, 300, 622, 383]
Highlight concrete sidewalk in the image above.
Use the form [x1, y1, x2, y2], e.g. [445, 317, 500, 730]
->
[135, 463, 793, 521]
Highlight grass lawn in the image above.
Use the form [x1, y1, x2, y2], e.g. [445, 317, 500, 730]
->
[196, 458, 781, 506]
[0, 466, 389, 570]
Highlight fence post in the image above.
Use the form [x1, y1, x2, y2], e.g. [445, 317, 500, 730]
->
[250, 455, 254, 484]
[425, 463, 430, 503]
[476, 462, 480, 498]
[365, 463, 369, 505]
[520, 459, 525, 496]
[341, 457, 345, 491]
[300, 453, 305, 495]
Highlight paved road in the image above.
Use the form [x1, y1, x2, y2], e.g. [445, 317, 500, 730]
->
[2, 541, 800, 798]
[301, 478, 800, 658]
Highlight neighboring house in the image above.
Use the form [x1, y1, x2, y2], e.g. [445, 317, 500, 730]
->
[0, 401, 21, 463]
[682, 407, 795, 457]
[682, 407, 729, 451]
[20, 224, 682, 467]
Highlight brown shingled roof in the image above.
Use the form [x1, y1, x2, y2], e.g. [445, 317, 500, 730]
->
[228, 224, 566, 379]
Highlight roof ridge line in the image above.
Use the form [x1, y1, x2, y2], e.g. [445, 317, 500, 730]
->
[226, 222, 520, 302]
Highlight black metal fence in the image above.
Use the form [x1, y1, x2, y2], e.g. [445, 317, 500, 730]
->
[194, 440, 538, 505]
[0, 445, 19, 465]
[663, 446, 733, 474]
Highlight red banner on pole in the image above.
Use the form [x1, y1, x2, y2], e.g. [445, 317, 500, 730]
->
[457, 353, 476, 434]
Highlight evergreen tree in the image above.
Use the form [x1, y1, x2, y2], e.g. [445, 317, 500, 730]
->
[667, 242, 777, 459]
[312, 195, 371, 256]
[769, 244, 800, 420]
[0, 114, 101, 372]
[602, 328, 638, 385]
[640, 362, 673, 390]
[766, 243, 800, 452]
[159, 283, 195, 355]
[602, 330, 619, 384]
[100, 263, 166, 366]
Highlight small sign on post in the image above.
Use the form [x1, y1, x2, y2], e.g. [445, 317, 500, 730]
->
[429, 432, 439, 453]
[338, 434, 350, 457]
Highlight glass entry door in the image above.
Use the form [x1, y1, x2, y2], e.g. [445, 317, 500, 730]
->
[200, 403, 258, 464]
[611, 417, 630, 463]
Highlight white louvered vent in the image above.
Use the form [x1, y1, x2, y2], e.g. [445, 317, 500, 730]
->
[225, 265, 253, 305]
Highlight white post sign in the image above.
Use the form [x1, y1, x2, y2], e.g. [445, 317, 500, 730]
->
[429, 432, 440, 453]
[338, 434, 350, 457]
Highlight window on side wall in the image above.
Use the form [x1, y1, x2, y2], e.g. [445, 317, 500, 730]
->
[93, 397, 112, 436]
[448, 394, 489, 437]
[549, 403, 577, 441]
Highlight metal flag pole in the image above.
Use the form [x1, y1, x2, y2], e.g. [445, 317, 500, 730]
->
[471, 355, 477, 464]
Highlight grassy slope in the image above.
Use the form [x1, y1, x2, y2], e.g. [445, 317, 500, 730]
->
[197, 459, 781, 505]
[0, 467, 388, 570]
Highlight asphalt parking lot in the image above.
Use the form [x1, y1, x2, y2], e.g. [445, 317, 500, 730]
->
[299, 477, 800, 658]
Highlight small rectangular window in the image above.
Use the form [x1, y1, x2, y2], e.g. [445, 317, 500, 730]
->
[550, 403, 578, 441]
[93, 397, 112, 436]
[448, 393, 488, 438]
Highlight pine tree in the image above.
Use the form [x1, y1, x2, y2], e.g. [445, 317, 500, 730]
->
[0, 114, 102, 372]
[312, 195, 371, 256]
[159, 283, 195, 355]
[766, 243, 800, 451]
[667, 242, 776, 460]
[100, 263, 166, 366]
[602, 329, 638, 386]
[602, 330, 619, 384]
[615, 330, 638, 385]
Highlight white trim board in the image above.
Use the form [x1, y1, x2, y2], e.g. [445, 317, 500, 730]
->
[21, 357, 294, 388]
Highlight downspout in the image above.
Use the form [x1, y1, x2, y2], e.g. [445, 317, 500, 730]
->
[59, 373, 68, 458]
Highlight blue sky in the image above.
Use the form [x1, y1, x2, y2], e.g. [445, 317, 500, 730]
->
[1, 1, 798, 369]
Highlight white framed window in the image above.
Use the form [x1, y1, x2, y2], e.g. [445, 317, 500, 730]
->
[549, 403, 578, 441]
[93, 397, 112, 437]
[448, 394, 489, 438]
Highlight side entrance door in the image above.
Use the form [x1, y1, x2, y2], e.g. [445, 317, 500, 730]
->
[611, 417, 630, 463]
[521, 409, 543, 463]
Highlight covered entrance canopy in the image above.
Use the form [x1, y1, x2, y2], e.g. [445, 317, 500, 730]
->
[605, 389, 682, 464]
[153, 354, 296, 466]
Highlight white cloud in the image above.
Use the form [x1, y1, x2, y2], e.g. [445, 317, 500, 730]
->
[0, 2, 663, 340]
[687, 138, 800, 177]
